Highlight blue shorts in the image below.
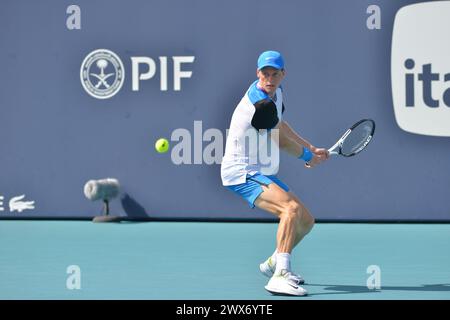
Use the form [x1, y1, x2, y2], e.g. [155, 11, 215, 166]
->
[226, 173, 290, 208]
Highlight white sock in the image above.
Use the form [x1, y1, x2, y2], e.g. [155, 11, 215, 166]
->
[268, 249, 278, 265]
[275, 253, 291, 275]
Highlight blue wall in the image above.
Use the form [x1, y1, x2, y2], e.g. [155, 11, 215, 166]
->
[1, 0, 449, 221]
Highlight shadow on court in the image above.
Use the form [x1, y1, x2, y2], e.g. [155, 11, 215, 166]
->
[306, 283, 450, 296]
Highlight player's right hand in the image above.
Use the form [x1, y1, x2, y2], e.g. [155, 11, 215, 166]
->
[305, 154, 320, 168]
[305, 147, 329, 168]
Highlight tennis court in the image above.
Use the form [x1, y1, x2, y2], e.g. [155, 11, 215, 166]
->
[1, 220, 448, 300]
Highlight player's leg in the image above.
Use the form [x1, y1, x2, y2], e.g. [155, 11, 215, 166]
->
[287, 192, 315, 248]
[255, 179, 314, 285]
[254, 183, 314, 254]
[253, 182, 313, 295]
[254, 175, 313, 285]
[258, 175, 315, 250]
[259, 198, 314, 284]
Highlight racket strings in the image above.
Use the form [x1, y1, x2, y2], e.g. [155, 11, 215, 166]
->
[340, 120, 375, 156]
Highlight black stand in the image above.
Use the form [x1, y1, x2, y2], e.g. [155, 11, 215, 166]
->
[92, 200, 122, 223]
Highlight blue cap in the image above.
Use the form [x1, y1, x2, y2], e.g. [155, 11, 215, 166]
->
[257, 51, 285, 70]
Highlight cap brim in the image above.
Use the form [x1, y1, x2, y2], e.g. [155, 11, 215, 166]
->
[258, 63, 283, 70]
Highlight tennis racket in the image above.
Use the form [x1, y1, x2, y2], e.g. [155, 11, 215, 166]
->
[328, 119, 375, 157]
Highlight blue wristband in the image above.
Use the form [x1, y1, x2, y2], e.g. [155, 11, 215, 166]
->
[299, 147, 313, 162]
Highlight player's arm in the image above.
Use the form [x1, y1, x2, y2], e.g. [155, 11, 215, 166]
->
[275, 121, 328, 167]
[279, 121, 313, 150]
[274, 122, 313, 162]
[279, 121, 329, 160]
[276, 123, 303, 157]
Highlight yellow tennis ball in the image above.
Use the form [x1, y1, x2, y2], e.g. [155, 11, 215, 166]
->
[155, 138, 169, 153]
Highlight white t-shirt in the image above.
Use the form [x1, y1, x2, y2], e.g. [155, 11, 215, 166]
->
[221, 80, 285, 186]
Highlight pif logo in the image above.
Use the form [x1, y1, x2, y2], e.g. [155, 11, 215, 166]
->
[80, 49, 125, 99]
[80, 49, 195, 99]
[391, 2, 450, 137]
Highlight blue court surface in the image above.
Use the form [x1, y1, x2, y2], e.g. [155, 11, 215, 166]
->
[0, 221, 449, 300]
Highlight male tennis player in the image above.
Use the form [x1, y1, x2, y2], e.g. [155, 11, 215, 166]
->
[221, 51, 329, 296]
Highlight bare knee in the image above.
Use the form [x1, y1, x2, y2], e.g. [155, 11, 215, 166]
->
[281, 200, 301, 221]
[281, 199, 315, 227]
[289, 201, 315, 229]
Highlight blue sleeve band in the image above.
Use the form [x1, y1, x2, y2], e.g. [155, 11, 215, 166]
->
[299, 147, 313, 162]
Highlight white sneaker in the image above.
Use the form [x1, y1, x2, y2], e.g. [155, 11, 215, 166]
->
[259, 257, 305, 284]
[265, 270, 308, 296]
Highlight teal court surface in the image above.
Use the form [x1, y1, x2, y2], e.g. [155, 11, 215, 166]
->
[0, 221, 449, 300]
